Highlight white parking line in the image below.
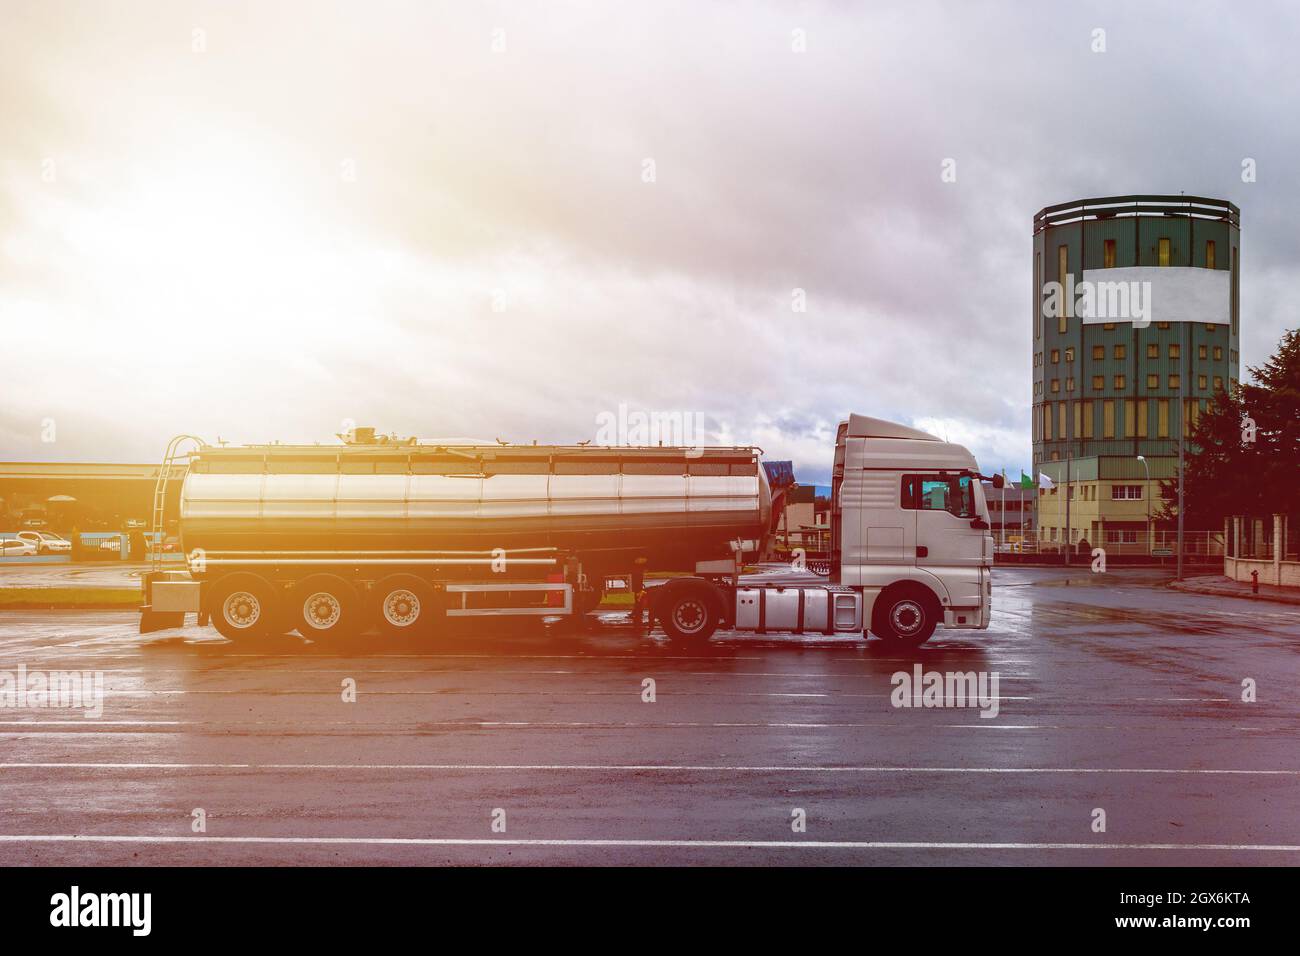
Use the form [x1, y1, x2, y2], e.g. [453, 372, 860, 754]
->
[0, 762, 1295, 774]
[0, 834, 1296, 851]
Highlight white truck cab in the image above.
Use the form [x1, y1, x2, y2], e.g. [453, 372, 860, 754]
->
[832, 415, 994, 646]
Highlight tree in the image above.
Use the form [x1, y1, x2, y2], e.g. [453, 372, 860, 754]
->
[1162, 328, 1300, 530]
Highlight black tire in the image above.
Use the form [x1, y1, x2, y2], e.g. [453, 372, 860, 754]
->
[871, 584, 939, 648]
[208, 573, 278, 642]
[369, 574, 436, 639]
[293, 574, 362, 642]
[656, 582, 720, 643]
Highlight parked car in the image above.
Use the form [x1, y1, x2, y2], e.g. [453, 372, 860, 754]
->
[0, 535, 39, 556]
[17, 531, 72, 555]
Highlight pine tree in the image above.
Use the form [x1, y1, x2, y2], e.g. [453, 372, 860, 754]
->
[1162, 328, 1300, 530]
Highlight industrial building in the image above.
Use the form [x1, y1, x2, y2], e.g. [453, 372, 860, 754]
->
[1031, 195, 1241, 552]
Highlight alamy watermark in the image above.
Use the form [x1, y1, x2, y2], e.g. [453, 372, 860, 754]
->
[890, 665, 1000, 719]
[1042, 273, 1152, 327]
[0, 664, 104, 718]
[595, 403, 707, 448]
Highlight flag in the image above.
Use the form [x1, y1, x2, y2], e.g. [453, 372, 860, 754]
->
[1038, 473, 1055, 490]
[1019, 471, 1034, 489]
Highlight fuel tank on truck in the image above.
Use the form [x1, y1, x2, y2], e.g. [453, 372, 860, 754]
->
[178, 441, 772, 572]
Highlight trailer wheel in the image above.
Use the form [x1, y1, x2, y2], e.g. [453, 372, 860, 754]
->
[294, 574, 362, 642]
[871, 584, 939, 648]
[656, 581, 720, 643]
[370, 574, 435, 639]
[209, 573, 278, 642]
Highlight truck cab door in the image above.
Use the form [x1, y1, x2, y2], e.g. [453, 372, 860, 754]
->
[909, 474, 985, 607]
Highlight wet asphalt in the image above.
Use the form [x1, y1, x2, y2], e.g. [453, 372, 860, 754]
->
[0, 567, 1296, 866]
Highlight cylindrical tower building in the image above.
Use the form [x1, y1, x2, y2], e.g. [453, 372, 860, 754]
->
[1031, 194, 1241, 552]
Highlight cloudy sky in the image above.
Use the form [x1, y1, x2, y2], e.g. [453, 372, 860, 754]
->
[2, 0, 1297, 483]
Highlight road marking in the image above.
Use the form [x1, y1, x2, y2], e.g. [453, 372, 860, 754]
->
[0, 834, 1295, 852]
[0, 762, 1295, 774]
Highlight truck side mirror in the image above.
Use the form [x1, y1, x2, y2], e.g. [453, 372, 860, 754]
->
[970, 517, 989, 530]
[991, 474, 1005, 489]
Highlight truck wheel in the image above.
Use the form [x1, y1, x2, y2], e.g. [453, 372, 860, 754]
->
[294, 574, 362, 642]
[370, 574, 435, 639]
[656, 582, 720, 643]
[872, 584, 939, 648]
[209, 573, 278, 642]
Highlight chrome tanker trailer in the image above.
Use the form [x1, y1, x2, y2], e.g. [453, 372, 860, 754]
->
[141, 415, 997, 647]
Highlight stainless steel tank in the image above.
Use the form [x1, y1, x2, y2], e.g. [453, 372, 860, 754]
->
[180, 443, 771, 572]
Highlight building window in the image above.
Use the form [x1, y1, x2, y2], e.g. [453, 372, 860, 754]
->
[1092, 375, 1104, 390]
[1146, 344, 1159, 359]
[1157, 399, 1170, 437]
[1092, 345, 1105, 360]
[1185, 398, 1200, 437]
[1051, 379, 1060, 393]
[1156, 322, 1171, 330]
[1051, 349, 1060, 363]
[1214, 346, 1223, 360]
[1214, 376, 1224, 391]
[1112, 485, 1144, 500]
[1199, 344, 1208, 360]
[1114, 344, 1126, 360]
[1102, 239, 1116, 268]
[1073, 402, 1082, 438]
[1035, 251, 1042, 340]
[1103, 400, 1116, 439]
[1198, 374, 1207, 390]
[1064, 347, 1075, 362]
[1169, 344, 1180, 359]
[1158, 238, 1171, 266]
[1066, 377, 1075, 392]
[1140, 400, 1151, 438]
[1205, 323, 1216, 332]
[1082, 400, 1094, 438]
[1058, 403, 1066, 441]
[1114, 375, 1126, 390]
[1043, 404, 1052, 440]
[1232, 246, 1239, 334]
[1231, 349, 1238, 363]
[1146, 373, 1159, 389]
[1205, 240, 1216, 270]
[1169, 374, 1180, 389]
[1058, 245, 1069, 333]
[1124, 399, 1136, 438]
[1103, 322, 1116, 331]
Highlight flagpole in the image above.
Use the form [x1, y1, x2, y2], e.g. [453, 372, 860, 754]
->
[1001, 470, 1006, 548]
[1064, 451, 1072, 567]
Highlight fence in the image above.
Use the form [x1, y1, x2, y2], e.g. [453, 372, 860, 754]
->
[1224, 514, 1299, 587]
[1003, 529, 1223, 562]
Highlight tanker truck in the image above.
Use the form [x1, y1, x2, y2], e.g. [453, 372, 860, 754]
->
[139, 414, 998, 648]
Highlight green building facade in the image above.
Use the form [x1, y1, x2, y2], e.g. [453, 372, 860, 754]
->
[1031, 195, 1240, 551]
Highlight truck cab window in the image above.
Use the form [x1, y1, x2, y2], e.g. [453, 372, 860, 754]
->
[901, 474, 976, 518]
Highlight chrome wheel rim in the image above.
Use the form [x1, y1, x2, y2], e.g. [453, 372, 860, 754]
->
[222, 591, 261, 629]
[382, 589, 421, 628]
[890, 600, 924, 636]
[672, 599, 707, 635]
[303, 592, 342, 630]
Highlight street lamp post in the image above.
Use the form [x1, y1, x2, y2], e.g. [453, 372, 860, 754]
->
[1137, 454, 1150, 558]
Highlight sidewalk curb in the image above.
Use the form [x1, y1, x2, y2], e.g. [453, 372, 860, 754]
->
[1169, 579, 1300, 607]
